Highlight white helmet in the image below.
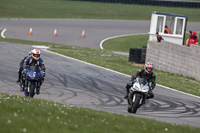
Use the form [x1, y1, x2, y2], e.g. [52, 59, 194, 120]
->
[31, 49, 40, 60]
[144, 62, 153, 74]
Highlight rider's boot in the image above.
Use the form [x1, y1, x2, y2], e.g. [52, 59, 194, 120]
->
[24, 89, 29, 97]
[36, 82, 42, 95]
[16, 70, 21, 83]
[36, 88, 40, 95]
[124, 94, 128, 99]
[124, 84, 131, 99]
[20, 87, 24, 91]
[147, 90, 154, 99]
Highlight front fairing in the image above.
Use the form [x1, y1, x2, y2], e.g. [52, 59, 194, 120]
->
[26, 66, 42, 81]
[130, 78, 149, 93]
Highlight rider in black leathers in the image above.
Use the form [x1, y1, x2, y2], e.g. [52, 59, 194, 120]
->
[124, 62, 156, 99]
[23, 49, 46, 94]
[16, 51, 32, 83]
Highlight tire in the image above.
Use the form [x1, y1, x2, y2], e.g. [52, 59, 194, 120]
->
[127, 93, 132, 113]
[127, 107, 131, 113]
[131, 94, 141, 113]
[20, 78, 25, 91]
[141, 52, 146, 54]
[30, 84, 35, 98]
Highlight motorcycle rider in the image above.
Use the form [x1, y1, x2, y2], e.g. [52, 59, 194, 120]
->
[124, 62, 156, 99]
[23, 49, 46, 95]
[16, 51, 32, 83]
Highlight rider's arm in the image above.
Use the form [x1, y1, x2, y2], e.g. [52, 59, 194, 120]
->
[131, 69, 143, 81]
[23, 56, 31, 70]
[39, 58, 46, 77]
[19, 56, 27, 66]
[39, 58, 45, 72]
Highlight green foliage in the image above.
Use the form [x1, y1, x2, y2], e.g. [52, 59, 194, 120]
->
[1, 36, 200, 96]
[103, 35, 149, 52]
[0, 93, 199, 133]
[0, 0, 200, 21]
[102, 34, 200, 96]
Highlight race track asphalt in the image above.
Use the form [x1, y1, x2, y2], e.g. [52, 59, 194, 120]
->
[0, 19, 200, 128]
[0, 18, 199, 48]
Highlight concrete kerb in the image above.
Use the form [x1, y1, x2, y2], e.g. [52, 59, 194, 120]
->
[1, 28, 6, 39]
[39, 48, 200, 99]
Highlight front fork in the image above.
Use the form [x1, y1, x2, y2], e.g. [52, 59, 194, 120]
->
[128, 91, 147, 105]
[25, 80, 40, 92]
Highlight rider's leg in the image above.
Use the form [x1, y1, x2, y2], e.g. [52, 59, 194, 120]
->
[124, 82, 133, 99]
[147, 90, 154, 99]
[36, 78, 44, 95]
[16, 67, 23, 82]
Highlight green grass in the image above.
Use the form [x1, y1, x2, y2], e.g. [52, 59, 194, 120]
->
[103, 33, 200, 53]
[102, 34, 200, 96]
[1, 37, 200, 97]
[0, 93, 199, 133]
[0, 0, 200, 22]
[103, 34, 149, 53]
[1, 0, 200, 132]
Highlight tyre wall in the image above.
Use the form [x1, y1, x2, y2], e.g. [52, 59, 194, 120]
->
[129, 48, 146, 63]
[145, 41, 200, 80]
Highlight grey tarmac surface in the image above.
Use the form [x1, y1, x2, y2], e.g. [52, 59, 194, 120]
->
[0, 42, 200, 128]
[0, 19, 200, 128]
[0, 18, 199, 49]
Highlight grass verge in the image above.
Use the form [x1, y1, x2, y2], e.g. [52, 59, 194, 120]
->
[103, 34, 149, 53]
[0, 37, 200, 97]
[102, 33, 200, 53]
[0, 93, 200, 133]
[0, 0, 200, 22]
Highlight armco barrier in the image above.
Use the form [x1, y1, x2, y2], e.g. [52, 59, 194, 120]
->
[145, 41, 200, 80]
[73, 0, 200, 8]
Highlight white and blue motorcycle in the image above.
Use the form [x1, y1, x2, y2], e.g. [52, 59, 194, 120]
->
[127, 78, 150, 113]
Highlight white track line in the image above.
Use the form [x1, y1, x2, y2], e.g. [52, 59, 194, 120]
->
[1, 28, 6, 38]
[41, 48, 200, 99]
[100, 33, 147, 49]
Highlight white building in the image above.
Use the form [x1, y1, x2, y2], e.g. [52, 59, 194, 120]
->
[149, 11, 187, 45]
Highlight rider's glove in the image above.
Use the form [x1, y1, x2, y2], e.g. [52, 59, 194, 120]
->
[23, 69, 28, 73]
[130, 78, 136, 85]
[41, 71, 45, 77]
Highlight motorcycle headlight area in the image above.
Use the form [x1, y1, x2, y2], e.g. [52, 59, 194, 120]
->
[141, 88, 148, 93]
[35, 76, 41, 80]
[141, 86, 149, 93]
[27, 74, 34, 79]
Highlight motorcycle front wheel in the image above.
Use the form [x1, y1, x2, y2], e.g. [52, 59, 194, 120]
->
[30, 84, 35, 98]
[131, 94, 141, 113]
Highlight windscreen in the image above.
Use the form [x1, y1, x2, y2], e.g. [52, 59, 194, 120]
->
[30, 66, 39, 73]
[138, 78, 148, 85]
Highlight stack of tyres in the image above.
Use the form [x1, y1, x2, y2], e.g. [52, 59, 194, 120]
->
[129, 48, 141, 63]
[129, 47, 146, 63]
[141, 46, 147, 63]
